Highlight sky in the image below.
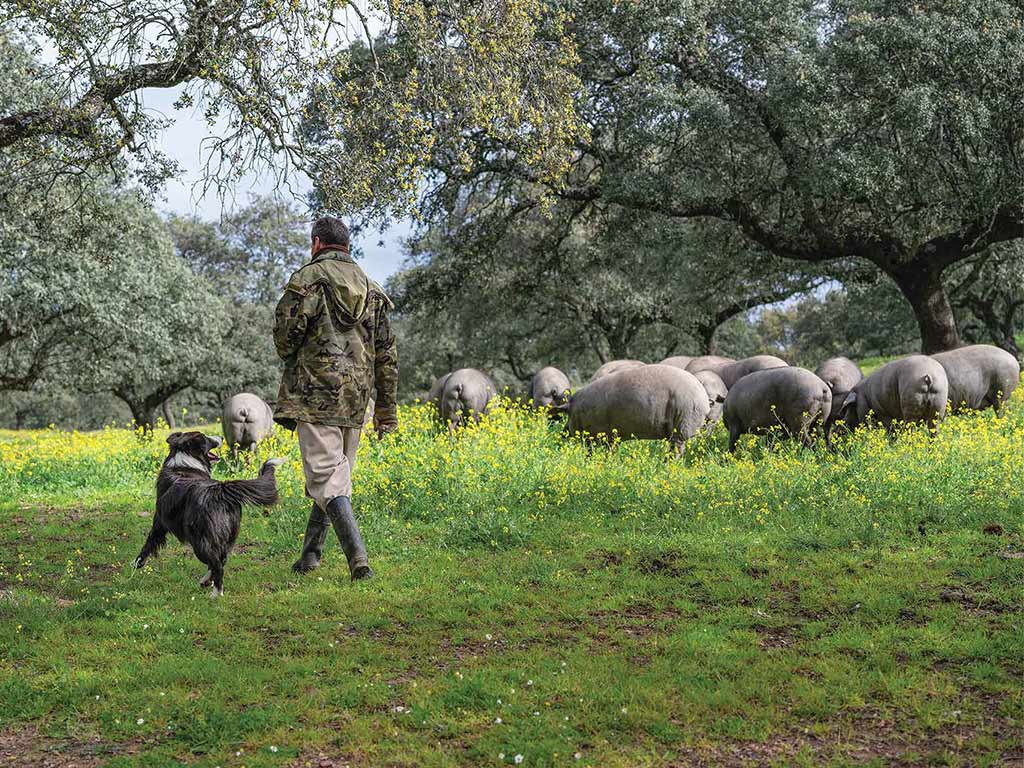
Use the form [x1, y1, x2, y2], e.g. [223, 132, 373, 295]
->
[144, 86, 412, 284]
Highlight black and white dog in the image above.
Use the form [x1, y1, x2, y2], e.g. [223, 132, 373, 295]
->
[134, 431, 284, 597]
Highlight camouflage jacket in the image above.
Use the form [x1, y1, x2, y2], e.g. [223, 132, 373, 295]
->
[273, 247, 398, 430]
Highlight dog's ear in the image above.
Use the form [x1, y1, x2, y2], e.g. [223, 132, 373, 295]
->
[166, 432, 186, 446]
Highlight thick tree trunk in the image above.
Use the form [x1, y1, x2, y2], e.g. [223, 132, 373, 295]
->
[162, 399, 177, 429]
[129, 403, 157, 431]
[607, 342, 631, 361]
[113, 394, 157, 431]
[888, 264, 961, 353]
[962, 295, 1022, 359]
[696, 324, 716, 355]
[997, 331, 1021, 359]
[605, 329, 635, 361]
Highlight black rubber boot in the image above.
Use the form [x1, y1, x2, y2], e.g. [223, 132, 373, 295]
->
[326, 496, 374, 580]
[291, 502, 329, 573]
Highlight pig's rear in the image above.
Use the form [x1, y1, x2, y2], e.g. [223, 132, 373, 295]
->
[566, 365, 708, 447]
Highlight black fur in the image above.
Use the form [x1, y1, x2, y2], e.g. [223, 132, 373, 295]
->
[134, 431, 282, 596]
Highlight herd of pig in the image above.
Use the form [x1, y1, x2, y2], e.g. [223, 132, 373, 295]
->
[216, 344, 1020, 456]
[427, 345, 1021, 454]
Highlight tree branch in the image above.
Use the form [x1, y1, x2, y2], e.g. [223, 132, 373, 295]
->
[0, 51, 200, 149]
[920, 203, 1024, 268]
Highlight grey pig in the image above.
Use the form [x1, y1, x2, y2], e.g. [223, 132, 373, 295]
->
[685, 355, 735, 376]
[563, 364, 710, 455]
[693, 369, 728, 433]
[718, 355, 789, 389]
[723, 367, 832, 452]
[815, 357, 864, 428]
[838, 355, 948, 432]
[222, 393, 275, 457]
[530, 366, 571, 409]
[440, 368, 497, 431]
[931, 344, 1020, 414]
[591, 359, 645, 381]
[426, 372, 453, 411]
[659, 355, 693, 369]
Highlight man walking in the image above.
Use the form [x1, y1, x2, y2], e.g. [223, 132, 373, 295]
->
[273, 216, 398, 580]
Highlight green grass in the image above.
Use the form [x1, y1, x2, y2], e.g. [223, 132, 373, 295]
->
[855, 355, 902, 377]
[1, 401, 1022, 767]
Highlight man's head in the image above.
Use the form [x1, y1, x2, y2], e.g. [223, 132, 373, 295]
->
[311, 216, 350, 256]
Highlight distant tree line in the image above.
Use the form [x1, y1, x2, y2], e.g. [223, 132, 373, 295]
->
[0, 187, 307, 430]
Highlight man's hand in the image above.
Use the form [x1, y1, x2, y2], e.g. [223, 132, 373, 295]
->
[373, 405, 398, 439]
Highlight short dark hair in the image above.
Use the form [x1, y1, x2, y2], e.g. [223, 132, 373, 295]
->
[311, 216, 350, 249]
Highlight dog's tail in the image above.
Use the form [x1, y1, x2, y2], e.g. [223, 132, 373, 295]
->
[218, 457, 285, 507]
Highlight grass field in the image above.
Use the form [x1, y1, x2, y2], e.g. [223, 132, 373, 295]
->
[1, 399, 1022, 767]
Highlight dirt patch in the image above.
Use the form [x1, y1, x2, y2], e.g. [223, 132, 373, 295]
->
[337, 622, 404, 644]
[0, 723, 139, 767]
[669, 695, 1023, 767]
[586, 550, 623, 569]
[577, 602, 682, 660]
[753, 624, 792, 650]
[436, 633, 510, 663]
[589, 603, 682, 639]
[637, 550, 690, 577]
[743, 565, 770, 579]
[767, 581, 830, 623]
[579, 549, 693, 578]
[938, 586, 1012, 617]
[256, 627, 308, 651]
[291, 750, 357, 768]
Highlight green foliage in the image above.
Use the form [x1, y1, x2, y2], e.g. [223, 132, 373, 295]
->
[0, 397, 1022, 764]
[748, 282, 921, 367]
[949, 242, 1024, 356]
[423, 0, 1024, 351]
[391, 199, 826, 387]
[168, 196, 308, 305]
[1, 182, 175, 389]
[1, 1, 581, 218]
[1, 189, 307, 429]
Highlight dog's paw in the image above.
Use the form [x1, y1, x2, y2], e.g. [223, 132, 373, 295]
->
[264, 457, 286, 468]
[198, 570, 213, 587]
[209, 586, 224, 599]
[133, 556, 145, 569]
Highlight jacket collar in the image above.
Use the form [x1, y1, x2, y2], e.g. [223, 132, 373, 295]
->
[310, 245, 353, 264]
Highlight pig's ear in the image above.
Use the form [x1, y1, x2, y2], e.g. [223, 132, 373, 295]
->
[838, 392, 858, 418]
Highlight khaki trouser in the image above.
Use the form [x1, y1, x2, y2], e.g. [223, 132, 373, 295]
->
[296, 422, 362, 510]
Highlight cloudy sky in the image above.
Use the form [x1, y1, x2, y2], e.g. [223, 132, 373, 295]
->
[145, 86, 411, 284]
